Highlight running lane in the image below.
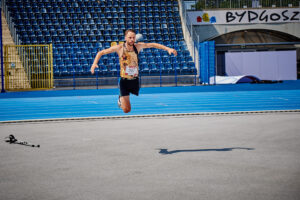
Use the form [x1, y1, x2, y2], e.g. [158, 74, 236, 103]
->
[0, 83, 300, 122]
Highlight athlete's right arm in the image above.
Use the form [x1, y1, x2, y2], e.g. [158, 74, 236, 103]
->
[90, 45, 121, 75]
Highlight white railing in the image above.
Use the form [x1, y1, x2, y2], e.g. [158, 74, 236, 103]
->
[2, 0, 20, 45]
[193, 0, 300, 9]
[179, 0, 201, 75]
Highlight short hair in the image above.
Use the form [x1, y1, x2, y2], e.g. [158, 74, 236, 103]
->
[125, 29, 136, 36]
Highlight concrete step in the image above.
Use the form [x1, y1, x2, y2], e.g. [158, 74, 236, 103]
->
[1, 11, 30, 90]
[1, 11, 14, 45]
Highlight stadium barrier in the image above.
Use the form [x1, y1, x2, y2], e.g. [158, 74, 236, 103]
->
[191, 0, 300, 9]
[54, 69, 198, 89]
[199, 41, 216, 85]
[3, 44, 53, 91]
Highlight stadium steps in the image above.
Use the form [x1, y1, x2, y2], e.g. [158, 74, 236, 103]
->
[1, 11, 14, 45]
[1, 11, 31, 90]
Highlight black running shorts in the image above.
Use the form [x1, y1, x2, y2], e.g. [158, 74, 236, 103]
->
[119, 78, 140, 96]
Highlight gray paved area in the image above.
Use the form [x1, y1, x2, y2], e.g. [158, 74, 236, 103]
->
[1, 113, 300, 200]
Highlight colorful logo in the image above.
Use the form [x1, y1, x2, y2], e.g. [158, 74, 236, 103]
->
[202, 13, 210, 22]
[197, 13, 217, 24]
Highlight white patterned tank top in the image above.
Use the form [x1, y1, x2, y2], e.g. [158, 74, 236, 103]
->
[119, 43, 139, 79]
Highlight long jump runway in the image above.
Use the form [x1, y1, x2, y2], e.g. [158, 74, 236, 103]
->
[0, 81, 300, 200]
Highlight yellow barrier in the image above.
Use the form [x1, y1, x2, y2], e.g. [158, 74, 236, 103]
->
[4, 44, 53, 91]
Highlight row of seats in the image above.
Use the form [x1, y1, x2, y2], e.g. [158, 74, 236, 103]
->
[19, 28, 182, 37]
[14, 18, 181, 28]
[20, 35, 184, 44]
[13, 11, 180, 21]
[17, 28, 183, 43]
[14, 16, 181, 25]
[17, 28, 182, 37]
[52, 42, 191, 63]
[53, 41, 189, 51]
[54, 55, 193, 66]
[10, 6, 179, 14]
[11, 0, 175, 1]
[8, 0, 178, 9]
[53, 55, 192, 67]
[54, 62, 196, 77]
[53, 52, 192, 66]
[16, 23, 182, 32]
[18, 21, 184, 43]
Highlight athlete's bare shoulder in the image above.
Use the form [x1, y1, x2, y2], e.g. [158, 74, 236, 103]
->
[135, 42, 146, 47]
[135, 42, 148, 52]
[113, 43, 123, 51]
[107, 43, 123, 55]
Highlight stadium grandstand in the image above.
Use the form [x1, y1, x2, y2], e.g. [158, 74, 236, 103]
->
[1, 0, 197, 89]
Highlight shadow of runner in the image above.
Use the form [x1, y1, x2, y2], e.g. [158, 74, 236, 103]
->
[158, 147, 255, 155]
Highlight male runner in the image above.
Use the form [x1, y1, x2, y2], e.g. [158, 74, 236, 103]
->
[91, 29, 177, 113]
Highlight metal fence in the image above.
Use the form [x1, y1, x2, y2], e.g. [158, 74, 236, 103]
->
[54, 72, 198, 90]
[3, 44, 53, 91]
[191, 0, 300, 9]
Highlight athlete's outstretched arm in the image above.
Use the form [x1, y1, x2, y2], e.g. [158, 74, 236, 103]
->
[137, 42, 177, 56]
[90, 45, 120, 74]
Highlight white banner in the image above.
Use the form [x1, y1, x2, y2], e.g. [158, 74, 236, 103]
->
[225, 51, 297, 80]
[187, 8, 300, 25]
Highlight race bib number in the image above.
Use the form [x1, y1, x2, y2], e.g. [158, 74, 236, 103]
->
[125, 66, 138, 76]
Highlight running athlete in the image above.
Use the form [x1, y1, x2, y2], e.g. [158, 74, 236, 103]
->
[91, 29, 177, 113]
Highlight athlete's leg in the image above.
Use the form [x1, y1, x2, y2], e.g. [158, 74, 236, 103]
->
[119, 78, 131, 113]
[120, 95, 131, 113]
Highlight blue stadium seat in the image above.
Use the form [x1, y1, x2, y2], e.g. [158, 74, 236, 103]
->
[149, 64, 159, 75]
[127, 7, 133, 12]
[111, 36, 118, 41]
[163, 35, 170, 41]
[90, 36, 97, 43]
[157, 63, 166, 74]
[173, 63, 181, 74]
[140, 64, 150, 76]
[59, 66, 68, 76]
[53, 65, 60, 76]
[110, 64, 118, 76]
[188, 62, 196, 74]
[117, 7, 124, 13]
[96, 35, 104, 42]
[166, 64, 174, 74]
[100, 65, 109, 77]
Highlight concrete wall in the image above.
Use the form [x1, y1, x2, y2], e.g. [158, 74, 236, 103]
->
[192, 22, 300, 42]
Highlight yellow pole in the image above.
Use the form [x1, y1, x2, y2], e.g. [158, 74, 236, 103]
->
[4, 45, 8, 90]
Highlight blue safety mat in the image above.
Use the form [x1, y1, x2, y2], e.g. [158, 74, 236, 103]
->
[0, 81, 300, 122]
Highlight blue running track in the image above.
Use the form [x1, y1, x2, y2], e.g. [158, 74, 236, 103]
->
[0, 81, 300, 122]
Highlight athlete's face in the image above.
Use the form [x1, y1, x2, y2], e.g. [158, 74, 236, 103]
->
[125, 32, 136, 46]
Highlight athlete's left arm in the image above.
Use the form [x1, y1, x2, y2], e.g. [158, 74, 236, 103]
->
[136, 42, 177, 56]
